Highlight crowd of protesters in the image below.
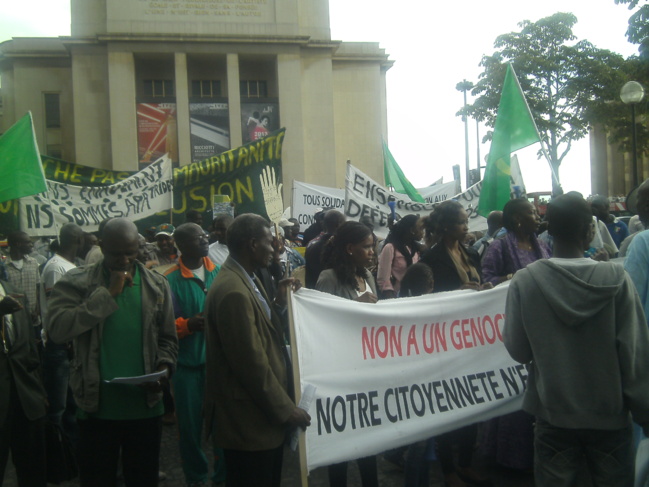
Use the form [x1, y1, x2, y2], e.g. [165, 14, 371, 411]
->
[1, 184, 649, 487]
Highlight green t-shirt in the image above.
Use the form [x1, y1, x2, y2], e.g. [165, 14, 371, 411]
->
[90, 266, 164, 420]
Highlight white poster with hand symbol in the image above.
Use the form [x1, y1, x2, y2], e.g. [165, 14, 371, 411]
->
[260, 166, 284, 224]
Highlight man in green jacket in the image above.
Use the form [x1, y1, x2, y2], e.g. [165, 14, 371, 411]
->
[47, 218, 178, 487]
[163, 223, 224, 487]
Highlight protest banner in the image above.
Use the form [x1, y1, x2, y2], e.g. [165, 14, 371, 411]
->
[0, 129, 286, 236]
[417, 181, 460, 204]
[19, 155, 173, 236]
[173, 128, 285, 221]
[291, 180, 345, 226]
[290, 284, 523, 472]
[345, 163, 488, 237]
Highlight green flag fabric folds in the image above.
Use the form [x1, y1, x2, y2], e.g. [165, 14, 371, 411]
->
[383, 140, 425, 203]
[0, 113, 47, 204]
[478, 65, 540, 217]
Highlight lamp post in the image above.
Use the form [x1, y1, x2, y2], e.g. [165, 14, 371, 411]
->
[456, 80, 474, 189]
[620, 81, 645, 188]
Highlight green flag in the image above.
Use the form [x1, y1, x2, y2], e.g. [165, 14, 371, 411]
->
[478, 64, 540, 217]
[0, 112, 47, 204]
[383, 140, 424, 203]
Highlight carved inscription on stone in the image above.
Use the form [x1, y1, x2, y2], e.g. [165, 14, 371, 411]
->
[137, 0, 272, 19]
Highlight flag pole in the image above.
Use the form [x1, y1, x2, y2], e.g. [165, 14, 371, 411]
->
[287, 287, 309, 487]
[508, 64, 561, 188]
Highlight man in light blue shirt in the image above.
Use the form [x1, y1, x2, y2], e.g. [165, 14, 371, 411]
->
[625, 179, 649, 321]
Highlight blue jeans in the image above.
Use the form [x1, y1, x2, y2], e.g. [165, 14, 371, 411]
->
[534, 418, 634, 487]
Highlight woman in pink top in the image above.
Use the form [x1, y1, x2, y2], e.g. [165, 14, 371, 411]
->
[377, 214, 423, 299]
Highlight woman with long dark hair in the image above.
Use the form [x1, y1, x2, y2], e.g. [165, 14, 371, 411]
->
[317, 221, 378, 302]
[377, 214, 423, 299]
[420, 200, 487, 293]
[420, 200, 490, 487]
[316, 221, 378, 485]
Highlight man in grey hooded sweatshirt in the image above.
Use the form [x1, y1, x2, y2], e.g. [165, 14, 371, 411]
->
[504, 193, 649, 487]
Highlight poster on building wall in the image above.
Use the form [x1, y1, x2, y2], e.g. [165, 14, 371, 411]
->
[137, 103, 178, 164]
[241, 102, 279, 144]
[189, 102, 230, 163]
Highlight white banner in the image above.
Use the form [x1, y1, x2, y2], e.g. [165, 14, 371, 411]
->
[292, 284, 524, 472]
[417, 181, 460, 204]
[20, 155, 173, 236]
[291, 180, 345, 227]
[345, 163, 487, 237]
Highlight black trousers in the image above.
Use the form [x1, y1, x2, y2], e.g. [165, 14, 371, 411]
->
[77, 415, 162, 487]
[436, 423, 478, 474]
[328, 456, 379, 487]
[0, 381, 46, 487]
[224, 445, 283, 487]
[534, 418, 634, 487]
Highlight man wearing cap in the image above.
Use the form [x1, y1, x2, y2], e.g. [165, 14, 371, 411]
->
[46, 218, 178, 487]
[285, 218, 302, 247]
[154, 223, 178, 269]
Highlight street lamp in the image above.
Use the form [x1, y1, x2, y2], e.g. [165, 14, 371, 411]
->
[620, 81, 645, 188]
[456, 80, 474, 190]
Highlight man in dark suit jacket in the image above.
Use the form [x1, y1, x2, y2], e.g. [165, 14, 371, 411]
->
[204, 213, 310, 487]
[0, 280, 47, 486]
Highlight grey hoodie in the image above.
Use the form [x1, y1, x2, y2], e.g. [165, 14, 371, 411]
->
[504, 258, 649, 432]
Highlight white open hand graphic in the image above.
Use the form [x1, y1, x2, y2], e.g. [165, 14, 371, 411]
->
[260, 166, 283, 224]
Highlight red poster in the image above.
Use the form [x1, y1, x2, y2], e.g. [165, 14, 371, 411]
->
[137, 103, 178, 164]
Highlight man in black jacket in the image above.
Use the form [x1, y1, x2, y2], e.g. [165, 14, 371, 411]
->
[0, 280, 47, 486]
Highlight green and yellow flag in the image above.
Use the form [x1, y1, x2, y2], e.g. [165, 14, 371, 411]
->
[478, 65, 540, 217]
[0, 112, 47, 204]
[383, 140, 424, 203]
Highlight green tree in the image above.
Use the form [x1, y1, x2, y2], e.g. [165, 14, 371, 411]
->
[461, 12, 627, 193]
[615, 0, 649, 58]
[586, 55, 649, 158]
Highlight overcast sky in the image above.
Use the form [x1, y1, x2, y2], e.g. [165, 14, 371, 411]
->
[328, 0, 639, 196]
[0, 0, 640, 195]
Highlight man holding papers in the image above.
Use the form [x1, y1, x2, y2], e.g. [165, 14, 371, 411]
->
[47, 218, 178, 487]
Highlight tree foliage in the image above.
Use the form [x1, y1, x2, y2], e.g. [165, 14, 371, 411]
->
[460, 12, 628, 192]
[615, 0, 649, 58]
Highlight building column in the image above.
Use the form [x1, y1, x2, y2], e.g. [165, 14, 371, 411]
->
[108, 52, 138, 171]
[277, 52, 306, 196]
[226, 54, 242, 148]
[175, 52, 191, 167]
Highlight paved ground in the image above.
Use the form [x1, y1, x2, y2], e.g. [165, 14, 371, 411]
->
[3, 419, 540, 487]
